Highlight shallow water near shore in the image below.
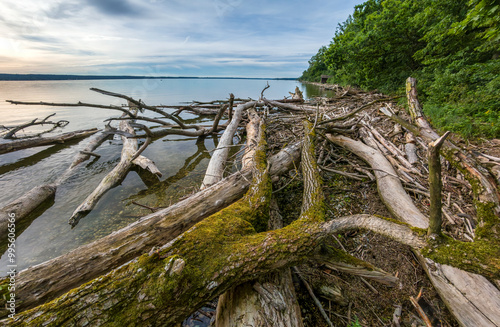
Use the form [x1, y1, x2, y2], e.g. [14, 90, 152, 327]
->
[0, 78, 330, 275]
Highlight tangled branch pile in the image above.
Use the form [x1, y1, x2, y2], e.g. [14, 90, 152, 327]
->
[0, 79, 499, 326]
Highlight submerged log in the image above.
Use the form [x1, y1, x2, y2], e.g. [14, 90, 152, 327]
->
[68, 105, 160, 227]
[0, 127, 114, 241]
[0, 128, 98, 155]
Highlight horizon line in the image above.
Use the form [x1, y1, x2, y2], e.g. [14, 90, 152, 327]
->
[0, 73, 298, 81]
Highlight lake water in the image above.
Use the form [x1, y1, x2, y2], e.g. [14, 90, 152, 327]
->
[0, 78, 327, 275]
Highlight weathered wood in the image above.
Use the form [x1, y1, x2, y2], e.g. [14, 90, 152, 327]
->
[2, 124, 404, 326]
[0, 128, 113, 240]
[418, 257, 500, 327]
[405, 132, 418, 164]
[201, 100, 259, 189]
[216, 116, 303, 327]
[327, 133, 500, 327]
[68, 110, 140, 227]
[2, 113, 69, 139]
[326, 134, 429, 229]
[406, 77, 500, 224]
[0, 128, 98, 155]
[0, 185, 56, 241]
[0, 143, 302, 316]
[3, 213, 408, 326]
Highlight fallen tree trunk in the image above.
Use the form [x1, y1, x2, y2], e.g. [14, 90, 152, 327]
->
[3, 122, 406, 326]
[405, 77, 500, 225]
[0, 142, 302, 316]
[68, 105, 160, 227]
[326, 134, 428, 229]
[0, 128, 98, 155]
[0, 127, 114, 242]
[327, 133, 500, 327]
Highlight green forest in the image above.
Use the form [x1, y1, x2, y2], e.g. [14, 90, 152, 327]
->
[300, 0, 499, 138]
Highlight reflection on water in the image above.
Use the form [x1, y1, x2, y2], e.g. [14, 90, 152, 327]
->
[302, 82, 338, 99]
[0, 79, 322, 275]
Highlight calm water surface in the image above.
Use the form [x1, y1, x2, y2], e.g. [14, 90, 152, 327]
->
[0, 78, 324, 275]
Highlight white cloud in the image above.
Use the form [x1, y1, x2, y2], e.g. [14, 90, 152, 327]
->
[0, 0, 365, 77]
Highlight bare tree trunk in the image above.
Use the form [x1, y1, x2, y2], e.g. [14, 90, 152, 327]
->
[3, 122, 404, 326]
[326, 134, 428, 229]
[0, 128, 98, 154]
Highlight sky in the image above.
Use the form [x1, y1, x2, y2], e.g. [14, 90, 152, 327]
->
[0, 0, 364, 78]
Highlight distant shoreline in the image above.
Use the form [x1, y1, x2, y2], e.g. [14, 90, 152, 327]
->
[0, 74, 297, 81]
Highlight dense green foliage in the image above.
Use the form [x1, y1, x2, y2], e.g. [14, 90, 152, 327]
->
[301, 0, 500, 138]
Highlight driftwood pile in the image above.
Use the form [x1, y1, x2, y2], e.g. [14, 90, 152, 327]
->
[0, 79, 499, 326]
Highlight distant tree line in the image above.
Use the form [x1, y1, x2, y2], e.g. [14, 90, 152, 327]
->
[300, 0, 499, 137]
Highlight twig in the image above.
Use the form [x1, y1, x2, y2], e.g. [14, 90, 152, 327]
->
[360, 277, 379, 294]
[292, 267, 334, 327]
[409, 296, 433, 327]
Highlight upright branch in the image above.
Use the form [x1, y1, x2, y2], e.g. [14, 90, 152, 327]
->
[428, 131, 451, 236]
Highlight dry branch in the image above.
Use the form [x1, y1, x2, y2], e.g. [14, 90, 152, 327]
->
[0, 128, 98, 155]
[2, 113, 69, 139]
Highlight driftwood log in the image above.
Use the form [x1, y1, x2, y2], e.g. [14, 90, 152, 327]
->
[0, 128, 98, 155]
[201, 100, 259, 189]
[0, 127, 114, 242]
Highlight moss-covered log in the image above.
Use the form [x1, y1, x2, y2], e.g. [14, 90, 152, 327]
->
[3, 122, 419, 326]
[216, 110, 303, 327]
[0, 142, 302, 318]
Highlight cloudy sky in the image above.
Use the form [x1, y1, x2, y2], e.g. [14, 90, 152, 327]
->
[0, 0, 364, 78]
